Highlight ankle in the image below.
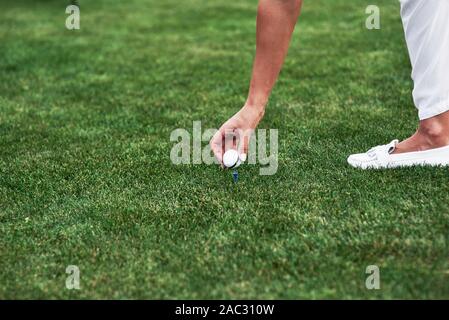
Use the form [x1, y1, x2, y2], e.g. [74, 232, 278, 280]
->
[417, 122, 449, 148]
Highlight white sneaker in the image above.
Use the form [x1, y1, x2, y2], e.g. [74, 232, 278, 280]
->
[347, 139, 449, 169]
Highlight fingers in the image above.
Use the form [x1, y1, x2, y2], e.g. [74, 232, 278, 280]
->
[211, 126, 253, 167]
[210, 130, 224, 165]
[224, 128, 237, 153]
[210, 127, 241, 166]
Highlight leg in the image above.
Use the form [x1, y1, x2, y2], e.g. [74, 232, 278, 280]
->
[394, 111, 449, 153]
[347, 0, 449, 169]
[394, 0, 449, 154]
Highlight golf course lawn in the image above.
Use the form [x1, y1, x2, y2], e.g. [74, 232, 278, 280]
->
[1, 0, 449, 299]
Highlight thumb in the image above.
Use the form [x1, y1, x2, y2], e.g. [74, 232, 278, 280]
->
[238, 129, 253, 162]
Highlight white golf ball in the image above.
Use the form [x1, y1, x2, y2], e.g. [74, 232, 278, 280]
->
[223, 149, 241, 169]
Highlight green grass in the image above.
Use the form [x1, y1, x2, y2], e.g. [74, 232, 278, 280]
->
[1, 0, 449, 299]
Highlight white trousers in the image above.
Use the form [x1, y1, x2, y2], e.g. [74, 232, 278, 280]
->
[400, 0, 449, 120]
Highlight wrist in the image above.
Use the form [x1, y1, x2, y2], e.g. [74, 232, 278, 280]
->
[244, 99, 267, 111]
[243, 102, 266, 121]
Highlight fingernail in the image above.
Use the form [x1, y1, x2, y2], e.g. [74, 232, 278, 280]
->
[240, 153, 247, 162]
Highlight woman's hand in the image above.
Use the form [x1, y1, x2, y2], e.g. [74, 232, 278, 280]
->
[210, 0, 302, 166]
[210, 104, 265, 165]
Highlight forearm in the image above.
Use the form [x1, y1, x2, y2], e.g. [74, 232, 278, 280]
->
[246, 0, 303, 109]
